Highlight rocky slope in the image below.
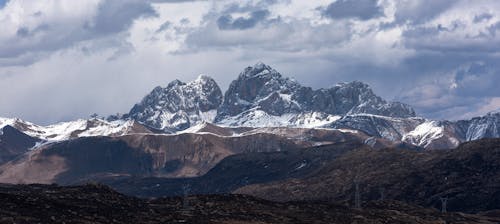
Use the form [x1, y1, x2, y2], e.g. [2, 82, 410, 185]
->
[127, 75, 223, 131]
[0, 183, 498, 224]
[236, 138, 500, 213]
[0, 126, 380, 184]
[93, 142, 369, 198]
[0, 125, 40, 165]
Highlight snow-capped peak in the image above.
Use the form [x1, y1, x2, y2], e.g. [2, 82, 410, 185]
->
[128, 74, 223, 131]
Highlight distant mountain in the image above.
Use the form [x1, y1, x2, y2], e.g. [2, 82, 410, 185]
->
[127, 75, 223, 131]
[119, 62, 497, 149]
[122, 63, 416, 131]
[0, 117, 153, 142]
[2, 63, 499, 150]
[215, 62, 415, 127]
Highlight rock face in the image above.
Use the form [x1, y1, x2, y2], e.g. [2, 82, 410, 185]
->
[0, 125, 40, 165]
[215, 63, 416, 126]
[127, 75, 223, 131]
[99, 142, 369, 198]
[0, 126, 380, 184]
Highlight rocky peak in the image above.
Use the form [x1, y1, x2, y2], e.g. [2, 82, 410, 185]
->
[216, 63, 416, 124]
[128, 75, 223, 131]
[216, 63, 303, 119]
[240, 62, 277, 78]
[330, 81, 416, 117]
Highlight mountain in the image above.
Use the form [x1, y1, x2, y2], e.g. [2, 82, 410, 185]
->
[235, 138, 500, 213]
[401, 112, 500, 149]
[0, 125, 40, 165]
[91, 142, 368, 197]
[0, 126, 382, 184]
[215, 62, 416, 127]
[0, 117, 153, 142]
[127, 75, 223, 131]
[1, 63, 499, 151]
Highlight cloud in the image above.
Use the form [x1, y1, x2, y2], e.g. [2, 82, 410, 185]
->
[393, 0, 457, 25]
[88, 0, 157, 34]
[217, 9, 270, 30]
[0, 0, 157, 65]
[399, 61, 500, 120]
[322, 0, 383, 21]
[0, 0, 499, 124]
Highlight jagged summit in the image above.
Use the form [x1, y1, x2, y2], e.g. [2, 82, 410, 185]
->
[214, 63, 415, 126]
[124, 63, 416, 131]
[240, 62, 280, 78]
[128, 75, 223, 131]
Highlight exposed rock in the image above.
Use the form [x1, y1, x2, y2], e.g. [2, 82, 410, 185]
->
[0, 125, 40, 165]
[127, 75, 223, 131]
[215, 63, 416, 125]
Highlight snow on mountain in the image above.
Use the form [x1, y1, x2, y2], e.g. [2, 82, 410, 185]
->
[0, 117, 148, 143]
[2, 63, 498, 150]
[328, 113, 500, 149]
[127, 75, 223, 131]
[402, 121, 446, 148]
[0, 118, 16, 129]
[214, 63, 415, 127]
[217, 109, 341, 128]
[327, 114, 425, 142]
[462, 112, 500, 141]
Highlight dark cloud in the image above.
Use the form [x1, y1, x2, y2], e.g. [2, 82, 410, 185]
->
[474, 13, 493, 23]
[403, 19, 500, 53]
[0, 0, 157, 65]
[156, 21, 172, 33]
[87, 0, 157, 34]
[15, 24, 50, 38]
[322, 0, 383, 21]
[394, 0, 457, 25]
[217, 10, 270, 30]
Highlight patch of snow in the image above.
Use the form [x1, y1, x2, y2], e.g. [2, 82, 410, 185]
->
[217, 110, 341, 129]
[29, 141, 47, 151]
[337, 129, 359, 134]
[199, 110, 217, 123]
[402, 121, 444, 147]
[294, 161, 307, 170]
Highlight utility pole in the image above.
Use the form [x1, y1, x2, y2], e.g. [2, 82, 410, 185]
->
[182, 184, 191, 211]
[379, 187, 385, 201]
[440, 197, 448, 213]
[354, 179, 361, 209]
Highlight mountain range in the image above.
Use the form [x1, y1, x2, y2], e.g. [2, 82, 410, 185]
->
[1, 62, 498, 151]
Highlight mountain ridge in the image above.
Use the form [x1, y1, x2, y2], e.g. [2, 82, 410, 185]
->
[1, 63, 499, 150]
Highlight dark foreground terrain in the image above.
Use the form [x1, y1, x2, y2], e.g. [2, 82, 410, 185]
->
[0, 183, 499, 224]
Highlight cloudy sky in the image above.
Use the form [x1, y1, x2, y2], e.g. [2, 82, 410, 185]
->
[0, 0, 499, 124]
